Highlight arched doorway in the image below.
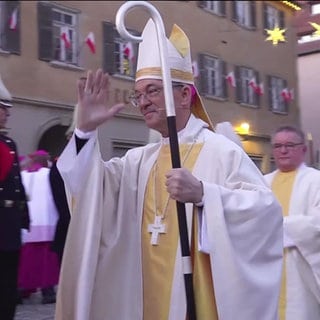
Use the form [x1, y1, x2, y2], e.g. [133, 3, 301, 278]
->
[38, 125, 69, 160]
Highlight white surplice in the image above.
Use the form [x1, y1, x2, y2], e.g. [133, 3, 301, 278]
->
[21, 167, 58, 243]
[55, 115, 283, 320]
[265, 164, 320, 320]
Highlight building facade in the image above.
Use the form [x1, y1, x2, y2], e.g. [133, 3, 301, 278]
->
[294, 0, 320, 168]
[0, 1, 301, 172]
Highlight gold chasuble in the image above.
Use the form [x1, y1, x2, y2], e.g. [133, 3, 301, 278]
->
[271, 170, 297, 320]
[142, 143, 218, 320]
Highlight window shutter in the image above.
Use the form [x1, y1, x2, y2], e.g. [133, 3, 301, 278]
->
[279, 11, 285, 29]
[267, 75, 272, 110]
[198, 53, 208, 96]
[221, 61, 227, 98]
[38, 2, 53, 61]
[4, 1, 20, 54]
[250, 2, 256, 28]
[220, 1, 226, 16]
[231, 2, 237, 21]
[235, 66, 242, 102]
[255, 70, 260, 106]
[103, 22, 116, 74]
[263, 3, 268, 31]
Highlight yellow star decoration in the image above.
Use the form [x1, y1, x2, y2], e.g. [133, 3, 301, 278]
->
[309, 22, 320, 38]
[265, 26, 286, 46]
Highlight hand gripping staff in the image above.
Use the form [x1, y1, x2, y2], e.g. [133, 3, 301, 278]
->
[116, 2, 197, 319]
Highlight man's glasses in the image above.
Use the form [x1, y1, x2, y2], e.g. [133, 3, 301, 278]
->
[272, 142, 304, 150]
[129, 83, 184, 108]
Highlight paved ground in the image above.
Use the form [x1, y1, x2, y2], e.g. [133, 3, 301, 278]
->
[14, 291, 56, 320]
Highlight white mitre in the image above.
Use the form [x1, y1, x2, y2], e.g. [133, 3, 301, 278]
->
[136, 19, 213, 130]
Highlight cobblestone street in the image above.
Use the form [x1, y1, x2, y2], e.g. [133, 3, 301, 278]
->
[14, 291, 56, 320]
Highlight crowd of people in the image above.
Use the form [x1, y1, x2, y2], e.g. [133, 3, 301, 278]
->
[0, 76, 70, 319]
[1, 13, 320, 320]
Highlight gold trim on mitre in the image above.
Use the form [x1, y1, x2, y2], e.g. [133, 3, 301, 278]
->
[136, 67, 194, 82]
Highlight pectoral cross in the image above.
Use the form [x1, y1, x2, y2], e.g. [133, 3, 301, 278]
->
[148, 215, 166, 245]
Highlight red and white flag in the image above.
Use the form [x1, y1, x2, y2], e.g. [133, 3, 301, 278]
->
[248, 77, 257, 90]
[123, 41, 134, 61]
[60, 26, 71, 49]
[192, 60, 199, 78]
[225, 71, 236, 88]
[9, 7, 18, 30]
[289, 88, 294, 101]
[281, 88, 294, 102]
[255, 82, 264, 96]
[85, 32, 96, 54]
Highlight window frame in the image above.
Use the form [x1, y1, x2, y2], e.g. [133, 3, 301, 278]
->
[38, 2, 80, 66]
[198, 53, 227, 100]
[232, 1, 256, 29]
[267, 75, 288, 114]
[0, 0, 20, 54]
[263, 3, 285, 32]
[198, 1, 226, 16]
[51, 8, 78, 64]
[235, 66, 260, 107]
[103, 21, 139, 80]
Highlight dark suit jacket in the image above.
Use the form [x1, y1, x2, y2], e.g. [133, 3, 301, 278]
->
[0, 134, 30, 251]
[49, 160, 70, 261]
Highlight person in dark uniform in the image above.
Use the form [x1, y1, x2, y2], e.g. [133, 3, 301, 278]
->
[0, 76, 30, 320]
[49, 159, 71, 265]
[49, 111, 75, 266]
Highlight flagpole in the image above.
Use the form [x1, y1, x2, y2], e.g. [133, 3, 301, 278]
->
[116, 2, 197, 319]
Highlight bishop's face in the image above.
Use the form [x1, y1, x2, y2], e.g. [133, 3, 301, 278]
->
[133, 79, 192, 137]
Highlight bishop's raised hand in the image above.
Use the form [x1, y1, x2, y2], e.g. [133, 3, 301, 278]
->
[77, 69, 125, 132]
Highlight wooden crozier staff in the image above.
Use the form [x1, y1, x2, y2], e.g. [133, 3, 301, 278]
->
[116, 1, 197, 319]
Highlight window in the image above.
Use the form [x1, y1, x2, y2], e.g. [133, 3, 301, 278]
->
[198, 1, 226, 16]
[38, 2, 79, 64]
[235, 66, 260, 107]
[267, 76, 288, 114]
[52, 9, 77, 63]
[232, 1, 256, 29]
[263, 4, 285, 31]
[198, 54, 226, 99]
[103, 22, 139, 79]
[0, 1, 20, 54]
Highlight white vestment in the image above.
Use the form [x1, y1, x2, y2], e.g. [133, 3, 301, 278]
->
[265, 164, 320, 320]
[21, 167, 58, 243]
[56, 116, 283, 320]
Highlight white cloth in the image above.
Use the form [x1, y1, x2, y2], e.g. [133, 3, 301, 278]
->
[21, 167, 58, 243]
[265, 164, 320, 320]
[56, 115, 283, 320]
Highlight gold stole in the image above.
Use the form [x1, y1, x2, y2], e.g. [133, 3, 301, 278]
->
[142, 143, 218, 319]
[271, 170, 297, 320]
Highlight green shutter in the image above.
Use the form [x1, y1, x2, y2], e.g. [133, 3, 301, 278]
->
[220, 1, 226, 16]
[4, 1, 20, 54]
[267, 75, 272, 110]
[103, 21, 116, 74]
[235, 66, 242, 102]
[222, 61, 227, 98]
[198, 53, 208, 96]
[250, 2, 256, 28]
[38, 2, 53, 62]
